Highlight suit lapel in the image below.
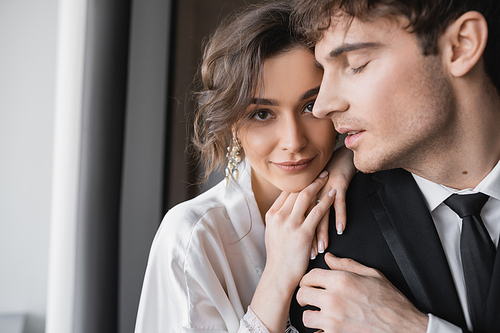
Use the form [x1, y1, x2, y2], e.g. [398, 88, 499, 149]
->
[369, 169, 467, 328]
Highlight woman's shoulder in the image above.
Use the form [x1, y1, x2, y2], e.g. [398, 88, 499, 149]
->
[152, 180, 235, 253]
[150, 164, 256, 259]
[167, 182, 226, 224]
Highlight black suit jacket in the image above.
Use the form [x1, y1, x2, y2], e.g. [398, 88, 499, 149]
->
[290, 168, 500, 332]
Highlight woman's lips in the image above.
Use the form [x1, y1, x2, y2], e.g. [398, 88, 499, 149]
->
[273, 158, 314, 172]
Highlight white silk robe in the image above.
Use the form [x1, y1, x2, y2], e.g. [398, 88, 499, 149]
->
[135, 162, 268, 333]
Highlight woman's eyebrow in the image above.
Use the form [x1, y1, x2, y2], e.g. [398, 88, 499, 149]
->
[250, 86, 320, 106]
[251, 98, 278, 106]
[300, 87, 320, 101]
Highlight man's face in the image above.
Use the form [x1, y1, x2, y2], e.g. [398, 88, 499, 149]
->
[314, 16, 456, 174]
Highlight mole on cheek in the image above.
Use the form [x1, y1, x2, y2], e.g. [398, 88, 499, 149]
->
[462, 171, 468, 175]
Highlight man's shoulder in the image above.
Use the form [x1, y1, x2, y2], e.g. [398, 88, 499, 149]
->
[328, 168, 420, 269]
[347, 168, 415, 198]
[350, 167, 412, 184]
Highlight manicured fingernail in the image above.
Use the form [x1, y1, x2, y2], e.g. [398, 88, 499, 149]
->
[319, 171, 328, 178]
[337, 223, 343, 235]
[318, 240, 325, 253]
[328, 188, 337, 197]
[310, 248, 317, 260]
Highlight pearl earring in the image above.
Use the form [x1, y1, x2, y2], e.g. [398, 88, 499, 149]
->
[225, 137, 242, 186]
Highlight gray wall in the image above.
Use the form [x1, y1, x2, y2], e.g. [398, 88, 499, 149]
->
[0, 0, 59, 332]
[167, 0, 262, 205]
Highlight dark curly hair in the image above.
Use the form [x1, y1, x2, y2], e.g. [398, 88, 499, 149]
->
[292, 0, 500, 93]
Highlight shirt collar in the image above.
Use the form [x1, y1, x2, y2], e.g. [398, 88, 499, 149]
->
[412, 159, 500, 212]
[474, 159, 500, 201]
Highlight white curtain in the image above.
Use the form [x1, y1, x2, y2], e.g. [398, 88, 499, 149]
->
[46, 0, 132, 332]
[46, 0, 87, 332]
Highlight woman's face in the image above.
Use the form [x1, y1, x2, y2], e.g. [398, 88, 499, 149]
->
[238, 47, 337, 194]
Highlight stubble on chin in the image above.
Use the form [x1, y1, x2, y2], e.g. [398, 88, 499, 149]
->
[351, 149, 395, 174]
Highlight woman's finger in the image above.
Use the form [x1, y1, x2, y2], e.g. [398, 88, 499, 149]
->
[303, 189, 336, 231]
[290, 172, 329, 217]
[315, 206, 331, 253]
[305, 195, 318, 217]
[322, 146, 356, 234]
[333, 190, 347, 235]
[268, 191, 290, 213]
[277, 191, 300, 216]
[310, 235, 318, 260]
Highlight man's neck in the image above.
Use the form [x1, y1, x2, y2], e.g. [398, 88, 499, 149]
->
[407, 153, 500, 190]
[405, 94, 500, 190]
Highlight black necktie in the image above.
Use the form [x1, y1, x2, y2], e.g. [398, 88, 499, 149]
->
[444, 193, 494, 332]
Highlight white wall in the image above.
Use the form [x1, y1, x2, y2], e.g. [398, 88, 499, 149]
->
[0, 1, 59, 332]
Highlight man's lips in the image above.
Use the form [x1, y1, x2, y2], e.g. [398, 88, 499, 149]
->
[338, 128, 365, 148]
[272, 158, 314, 172]
[336, 126, 365, 136]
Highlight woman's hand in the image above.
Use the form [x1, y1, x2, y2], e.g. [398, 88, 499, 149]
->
[313, 146, 356, 258]
[264, 172, 336, 287]
[249, 173, 335, 333]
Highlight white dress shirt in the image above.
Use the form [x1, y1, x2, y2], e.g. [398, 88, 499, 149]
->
[135, 161, 274, 332]
[413, 160, 500, 333]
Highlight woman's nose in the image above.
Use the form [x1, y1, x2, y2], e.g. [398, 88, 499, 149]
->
[280, 116, 307, 153]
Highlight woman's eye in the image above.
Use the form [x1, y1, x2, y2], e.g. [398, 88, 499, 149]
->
[253, 110, 271, 120]
[304, 100, 315, 113]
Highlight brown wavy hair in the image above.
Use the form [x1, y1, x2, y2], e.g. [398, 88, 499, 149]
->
[291, 0, 500, 93]
[192, 1, 309, 180]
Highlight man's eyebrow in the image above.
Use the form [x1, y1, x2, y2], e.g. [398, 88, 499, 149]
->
[329, 42, 382, 58]
[300, 87, 320, 101]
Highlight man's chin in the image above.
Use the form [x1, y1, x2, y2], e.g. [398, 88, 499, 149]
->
[353, 155, 393, 174]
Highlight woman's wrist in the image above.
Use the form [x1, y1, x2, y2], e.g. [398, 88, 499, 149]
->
[260, 266, 298, 297]
[250, 270, 295, 333]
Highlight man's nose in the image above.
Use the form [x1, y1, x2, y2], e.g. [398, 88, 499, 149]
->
[313, 75, 349, 119]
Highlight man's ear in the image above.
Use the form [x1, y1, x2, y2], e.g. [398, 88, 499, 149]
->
[441, 11, 488, 78]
